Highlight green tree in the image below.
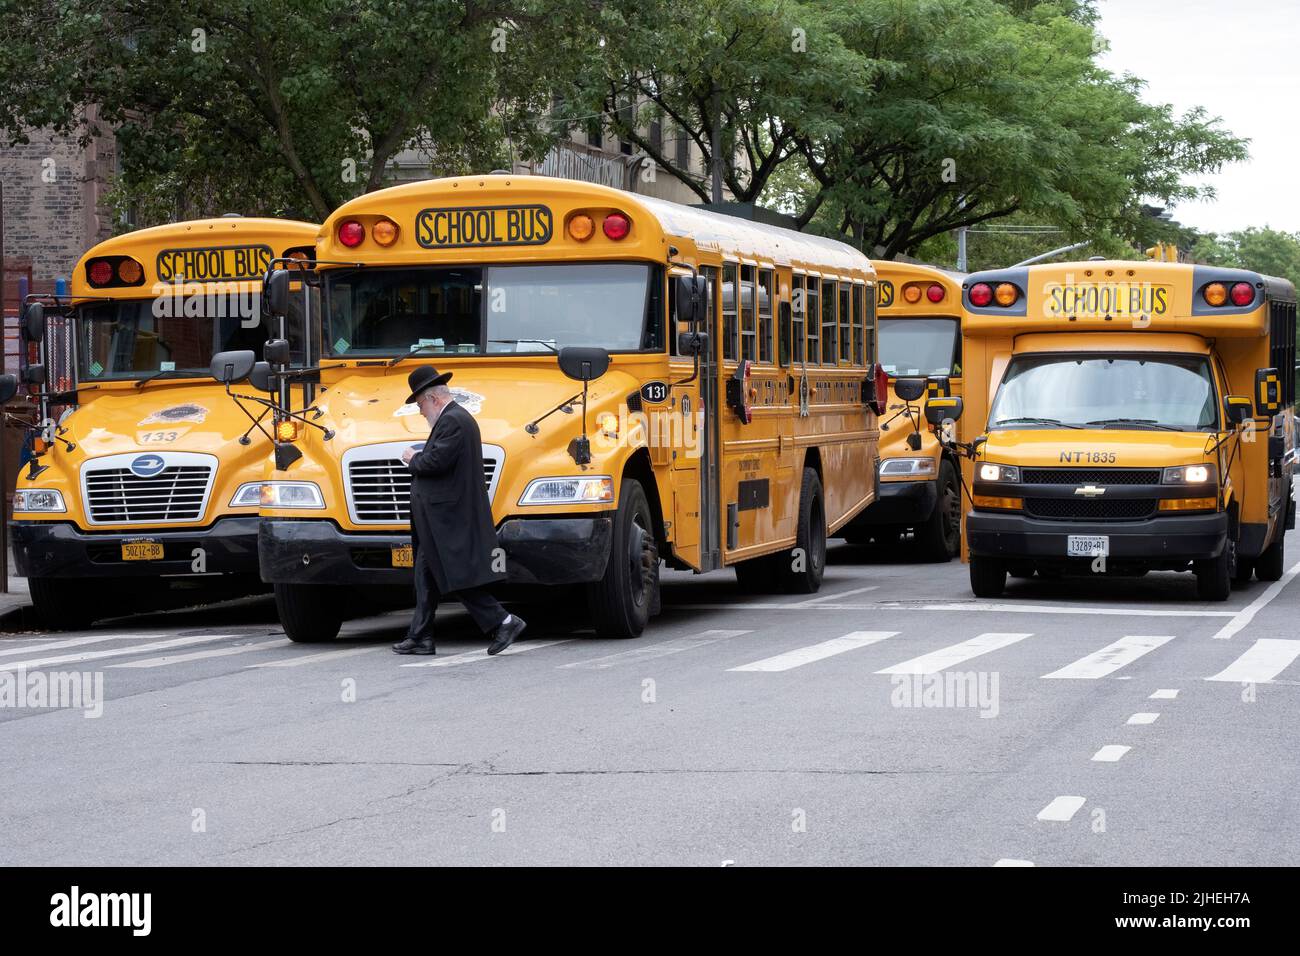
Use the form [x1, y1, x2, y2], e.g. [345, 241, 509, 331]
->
[1192, 228, 1300, 288]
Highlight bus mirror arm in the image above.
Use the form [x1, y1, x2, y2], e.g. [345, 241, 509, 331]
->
[524, 392, 583, 436]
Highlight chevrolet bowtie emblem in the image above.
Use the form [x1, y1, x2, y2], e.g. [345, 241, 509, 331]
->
[1074, 485, 1106, 497]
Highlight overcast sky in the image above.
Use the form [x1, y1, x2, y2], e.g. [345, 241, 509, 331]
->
[1095, 0, 1300, 236]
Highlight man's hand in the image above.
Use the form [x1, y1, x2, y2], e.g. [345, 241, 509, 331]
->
[401, 447, 416, 465]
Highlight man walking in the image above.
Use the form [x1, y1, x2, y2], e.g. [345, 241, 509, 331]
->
[392, 366, 526, 656]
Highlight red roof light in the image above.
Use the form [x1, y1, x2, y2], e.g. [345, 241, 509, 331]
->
[969, 282, 993, 307]
[602, 213, 630, 240]
[87, 259, 114, 286]
[338, 220, 365, 248]
[926, 283, 945, 303]
[1230, 282, 1254, 307]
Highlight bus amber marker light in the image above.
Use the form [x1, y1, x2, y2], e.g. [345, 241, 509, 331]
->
[372, 219, 399, 247]
[117, 259, 144, 284]
[1203, 282, 1228, 306]
[994, 283, 1019, 307]
[969, 282, 993, 307]
[903, 284, 923, 304]
[338, 220, 366, 248]
[568, 214, 595, 242]
[602, 213, 631, 240]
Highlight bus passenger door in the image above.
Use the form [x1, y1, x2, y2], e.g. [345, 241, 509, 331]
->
[697, 266, 722, 570]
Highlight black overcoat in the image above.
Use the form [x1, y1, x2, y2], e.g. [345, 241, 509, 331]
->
[407, 401, 504, 593]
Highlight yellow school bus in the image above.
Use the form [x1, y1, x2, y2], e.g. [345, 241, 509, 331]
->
[840, 262, 964, 559]
[249, 174, 883, 641]
[956, 259, 1297, 600]
[9, 217, 317, 628]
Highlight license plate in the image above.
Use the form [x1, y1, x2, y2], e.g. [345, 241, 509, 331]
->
[1046, 283, 1170, 320]
[391, 545, 413, 568]
[1067, 535, 1109, 557]
[121, 539, 163, 561]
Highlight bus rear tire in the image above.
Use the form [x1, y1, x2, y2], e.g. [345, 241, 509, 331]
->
[775, 468, 826, 594]
[969, 558, 1006, 598]
[1256, 531, 1285, 582]
[274, 582, 343, 643]
[586, 478, 658, 639]
[28, 577, 100, 630]
[916, 460, 961, 562]
[734, 555, 779, 593]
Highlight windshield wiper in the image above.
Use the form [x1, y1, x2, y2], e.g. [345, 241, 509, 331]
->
[993, 416, 1082, 429]
[386, 343, 449, 367]
[133, 369, 195, 389]
[1085, 418, 1181, 431]
[489, 338, 558, 353]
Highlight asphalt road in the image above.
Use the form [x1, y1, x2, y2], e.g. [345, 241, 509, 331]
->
[2, 520, 1298, 866]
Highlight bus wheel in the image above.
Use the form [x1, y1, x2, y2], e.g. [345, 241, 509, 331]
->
[273, 582, 343, 643]
[1256, 531, 1285, 582]
[1195, 540, 1234, 601]
[775, 468, 826, 594]
[587, 478, 658, 639]
[1234, 558, 1255, 585]
[916, 460, 961, 562]
[28, 577, 100, 630]
[969, 558, 1006, 598]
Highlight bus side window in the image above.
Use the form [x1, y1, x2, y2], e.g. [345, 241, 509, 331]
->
[701, 265, 717, 344]
[758, 268, 774, 365]
[722, 263, 738, 362]
[740, 264, 757, 363]
[839, 283, 851, 365]
[821, 279, 837, 364]
[806, 279, 820, 365]
[791, 274, 805, 365]
[852, 283, 865, 366]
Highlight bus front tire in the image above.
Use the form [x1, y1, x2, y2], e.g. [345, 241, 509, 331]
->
[28, 577, 100, 630]
[969, 558, 1006, 598]
[274, 582, 344, 643]
[916, 460, 961, 562]
[1195, 543, 1234, 601]
[586, 478, 658, 639]
[1256, 531, 1285, 582]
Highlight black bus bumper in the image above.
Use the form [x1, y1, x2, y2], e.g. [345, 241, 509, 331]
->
[259, 516, 614, 587]
[853, 478, 939, 526]
[10, 517, 262, 579]
[967, 510, 1228, 569]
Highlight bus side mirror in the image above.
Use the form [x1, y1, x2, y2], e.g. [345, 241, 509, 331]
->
[21, 302, 46, 342]
[926, 396, 963, 427]
[0, 373, 17, 404]
[1254, 367, 1282, 416]
[677, 330, 708, 356]
[894, 377, 926, 403]
[1224, 395, 1253, 427]
[210, 350, 256, 385]
[249, 361, 274, 392]
[21, 363, 46, 386]
[264, 268, 291, 318]
[558, 346, 610, 382]
[263, 338, 291, 365]
[674, 275, 708, 326]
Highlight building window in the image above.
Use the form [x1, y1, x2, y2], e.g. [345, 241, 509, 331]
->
[649, 116, 663, 153]
[587, 119, 602, 149]
[821, 279, 837, 365]
[675, 127, 690, 168]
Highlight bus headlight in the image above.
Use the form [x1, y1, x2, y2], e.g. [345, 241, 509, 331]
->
[13, 489, 66, 512]
[978, 463, 1020, 482]
[519, 476, 614, 506]
[1163, 464, 1216, 485]
[879, 457, 936, 478]
[230, 483, 264, 507]
[260, 481, 325, 508]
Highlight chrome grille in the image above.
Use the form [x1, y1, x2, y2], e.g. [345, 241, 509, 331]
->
[343, 441, 504, 524]
[84, 465, 213, 522]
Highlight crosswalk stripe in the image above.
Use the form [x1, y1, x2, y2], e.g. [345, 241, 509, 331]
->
[247, 645, 379, 668]
[111, 639, 288, 669]
[1127, 712, 1159, 725]
[875, 632, 1032, 676]
[1205, 639, 1300, 684]
[402, 639, 572, 668]
[1092, 745, 1131, 762]
[0, 632, 150, 659]
[784, 586, 879, 608]
[0, 634, 242, 671]
[560, 630, 750, 670]
[729, 631, 898, 672]
[1041, 634, 1174, 680]
[1037, 796, 1086, 822]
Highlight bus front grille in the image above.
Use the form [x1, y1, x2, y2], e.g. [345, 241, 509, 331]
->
[1024, 498, 1158, 521]
[1021, 468, 1162, 486]
[344, 445, 503, 524]
[83, 466, 213, 523]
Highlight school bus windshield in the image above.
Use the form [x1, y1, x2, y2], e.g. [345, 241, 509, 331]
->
[878, 317, 959, 376]
[988, 353, 1219, 431]
[77, 299, 283, 380]
[323, 262, 663, 357]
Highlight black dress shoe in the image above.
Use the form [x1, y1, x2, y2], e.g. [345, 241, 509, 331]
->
[486, 614, 526, 656]
[393, 635, 436, 655]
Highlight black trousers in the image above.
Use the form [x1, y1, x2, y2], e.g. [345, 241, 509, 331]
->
[407, 543, 507, 641]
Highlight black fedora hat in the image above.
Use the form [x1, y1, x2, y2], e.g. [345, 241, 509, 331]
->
[404, 366, 453, 405]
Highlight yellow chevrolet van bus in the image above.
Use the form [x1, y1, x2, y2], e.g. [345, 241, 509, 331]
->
[10, 217, 317, 628]
[841, 262, 963, 559]
[248, 174, 884, 641]
[957, 259, 1297, 600]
